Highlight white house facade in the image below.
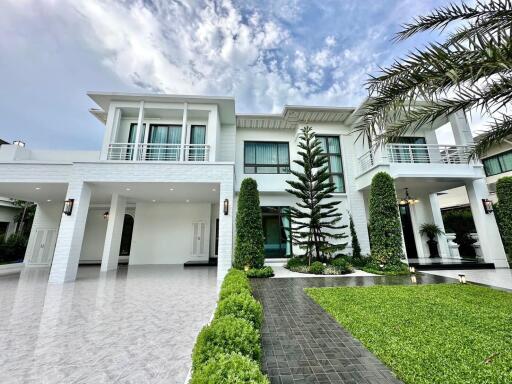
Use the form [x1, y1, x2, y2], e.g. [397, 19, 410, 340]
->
[0, 92, 508, 284]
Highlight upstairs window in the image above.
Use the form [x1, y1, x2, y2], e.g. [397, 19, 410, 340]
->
[317, 135, 345, 193]
[244, 142, 290, 174]
[483, 150, 512, 176]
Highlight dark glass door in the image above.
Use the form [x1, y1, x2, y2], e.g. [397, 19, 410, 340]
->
[261, 207, 291, 258]
[399, 205, 418, 259]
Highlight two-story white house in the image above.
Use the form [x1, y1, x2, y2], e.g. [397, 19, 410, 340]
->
[0, 92, 508, 284]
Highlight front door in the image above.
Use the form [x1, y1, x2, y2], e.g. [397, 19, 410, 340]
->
[191, 221, 207, 259]
[399, 205, 418, 259]
[261, 207, 291, 258]
[28, 228, 57, 266]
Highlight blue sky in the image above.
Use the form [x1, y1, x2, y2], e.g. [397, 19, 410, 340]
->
[1, 0, 455, 150]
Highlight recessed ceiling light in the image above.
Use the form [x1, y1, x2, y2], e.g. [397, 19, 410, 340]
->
[212, 188, 216, 192]
[169, 188, 174, 191]
[46, 199, 52, 202]
[126, 188, 131, 191]
[35, 187, 41, 190]
[186, 199, 190, 203]
[152, 199, 156, 202]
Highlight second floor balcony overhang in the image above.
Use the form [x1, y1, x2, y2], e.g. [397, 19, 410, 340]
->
[355, 142, 485, 191]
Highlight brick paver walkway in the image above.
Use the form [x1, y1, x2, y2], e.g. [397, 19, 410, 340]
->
[251, 274, 452, 384]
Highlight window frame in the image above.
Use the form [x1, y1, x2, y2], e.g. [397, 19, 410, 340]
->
[316, 135, 346, 193]
[482, 149, 512, 176]
[243, 141, 291, 174]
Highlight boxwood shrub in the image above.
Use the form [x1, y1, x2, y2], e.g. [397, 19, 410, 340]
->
[219, 269, 251, 300]
[309, 261, 325, 274]
[215, 292, 263, 329]
[190, 353, 269, 384]
[246, 266, 274, 278]
[192, 316, 261, 370]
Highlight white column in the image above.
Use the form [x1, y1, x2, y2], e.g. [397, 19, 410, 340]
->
[180, 103, 188, 161]
[429, 193, 450, 258]
[466, 179, 509, 268]
[217, 180, 234, 283]
[49, 181, 91, 283]
[132, 101, 145, 161]
[101, 193, 126, 272]
[449, 111, 474, 146]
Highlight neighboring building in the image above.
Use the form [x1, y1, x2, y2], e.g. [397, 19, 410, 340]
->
[0, 92, 508, 284]
[0, 139, 19, 240]
[438, 135, 512, 209]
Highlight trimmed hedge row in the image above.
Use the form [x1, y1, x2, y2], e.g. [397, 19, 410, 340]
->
[190, 269, 269, 383]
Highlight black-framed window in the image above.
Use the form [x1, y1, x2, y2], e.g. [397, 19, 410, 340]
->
[244, 141, 290, 174]
[482, 149, 512, 176]
[317, 136, 345, 193]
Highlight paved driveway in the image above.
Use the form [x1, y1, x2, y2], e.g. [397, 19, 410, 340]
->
[0, 265, 217, 384]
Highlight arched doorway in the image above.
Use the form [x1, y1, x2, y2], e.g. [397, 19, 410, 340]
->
[119, 214, 134, 259]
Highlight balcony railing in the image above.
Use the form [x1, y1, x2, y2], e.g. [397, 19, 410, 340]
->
[358, 143, 475, 174]
[107, 143, 210, 162]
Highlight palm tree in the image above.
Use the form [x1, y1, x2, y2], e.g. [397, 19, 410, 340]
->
[356, 0, 512, 157]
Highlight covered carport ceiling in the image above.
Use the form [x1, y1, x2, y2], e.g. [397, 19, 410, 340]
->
[89, 182, 221, 205]
[0, 183, 68, 203]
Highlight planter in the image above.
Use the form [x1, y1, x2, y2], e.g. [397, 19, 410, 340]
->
[427, 239, 439, 258]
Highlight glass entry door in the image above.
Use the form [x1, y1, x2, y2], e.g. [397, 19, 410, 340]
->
[189, 125, 206, 160]
[261, 207, 291, 258]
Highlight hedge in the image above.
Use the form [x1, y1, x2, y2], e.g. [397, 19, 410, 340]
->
[190, 353, 269, 384]
[215, 292, 263, 329]
[234, 178, 265, 269]
[190, 269, 268, 382]
[368, 172, 404, 266]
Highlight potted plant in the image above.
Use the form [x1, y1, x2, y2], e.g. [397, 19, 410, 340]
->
[419, 223, 444, 258]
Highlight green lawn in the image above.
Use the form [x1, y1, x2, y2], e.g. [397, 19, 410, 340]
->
[306, 284, 512, 384]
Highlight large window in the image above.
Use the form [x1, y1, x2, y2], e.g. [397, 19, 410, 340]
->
[389, 136, 429, 163]
[244, 142, 290, 174]
[317, 136, 345, 192]
[483, 150, 512, 176]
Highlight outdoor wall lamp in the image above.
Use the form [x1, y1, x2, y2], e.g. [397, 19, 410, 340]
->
[63, 199, 74, 216]
[103, 211, 110, 220]
[458, 274, 466, 284]
[12, 140, 25, 147]
[223, 199, 229, 215]
[409, 266, 416, 274]
[482, 199, 493, 214]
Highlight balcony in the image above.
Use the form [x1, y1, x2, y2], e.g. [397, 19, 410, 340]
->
[107, 143, 210, 162]
[356, 143, 484, 191]
[358, 143, 475, 173]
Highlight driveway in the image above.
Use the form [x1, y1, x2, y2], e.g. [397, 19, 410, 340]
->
[0, 265, 218, 384]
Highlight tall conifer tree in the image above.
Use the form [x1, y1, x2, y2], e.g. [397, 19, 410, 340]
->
[286, 126, 347, 264]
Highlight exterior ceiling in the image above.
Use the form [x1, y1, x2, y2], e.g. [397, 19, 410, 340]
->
[236, 105, 355, 130]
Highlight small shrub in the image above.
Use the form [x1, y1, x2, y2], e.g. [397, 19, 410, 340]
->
[330, 257, 353, 274]
[192, 316, 261, 370]
[215, 292, 263, 329]
[246, 266, 274, 278]
[349, 214, 362, 259]
[286, 257, 307, 269]
[309, 261, 325, 274]
[219, 269, 251, 300]
[191, 353, 269, 384]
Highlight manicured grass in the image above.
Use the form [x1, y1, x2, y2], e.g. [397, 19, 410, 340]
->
[306, 284, 512, 384]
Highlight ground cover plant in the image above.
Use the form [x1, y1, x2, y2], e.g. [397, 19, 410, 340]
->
[285, 255, 354, 275]
[306, 284, 512, 384]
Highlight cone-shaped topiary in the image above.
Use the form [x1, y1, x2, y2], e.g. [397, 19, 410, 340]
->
[496, 176, 512, 265]
[234, 178, 265, 269]
[349, 214, 361, 259]
[368, 172, 404, 266]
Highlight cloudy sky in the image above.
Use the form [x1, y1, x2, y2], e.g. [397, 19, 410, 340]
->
[1, 0, 460, 150]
